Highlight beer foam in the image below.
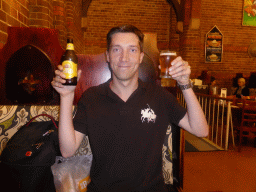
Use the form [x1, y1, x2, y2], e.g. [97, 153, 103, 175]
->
[160, 52, 177, 56]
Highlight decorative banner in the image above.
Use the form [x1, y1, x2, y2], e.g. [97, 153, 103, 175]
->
[242, 0, 256, 26]
[205, 26, 223, 63]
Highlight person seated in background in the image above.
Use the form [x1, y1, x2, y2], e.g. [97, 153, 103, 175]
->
[233, 77, 250, 99]
[209, 76, 217, 95]
[248, 72, 256, 88]
[197, 70, 211, 85]
[232, 73, 243, 88]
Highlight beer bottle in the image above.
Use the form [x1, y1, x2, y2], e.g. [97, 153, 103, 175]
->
[61, 38, 78, 85]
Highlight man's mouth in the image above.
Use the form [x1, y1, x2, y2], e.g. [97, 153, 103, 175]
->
[117, 65, 131, 69]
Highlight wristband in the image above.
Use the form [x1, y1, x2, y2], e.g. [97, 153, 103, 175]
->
[178, 81, 193, 90]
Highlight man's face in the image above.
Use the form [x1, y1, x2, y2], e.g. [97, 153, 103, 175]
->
[211, 80, 216, 86]
[238, 80, 245, 87]
[106, 32, 144, 82]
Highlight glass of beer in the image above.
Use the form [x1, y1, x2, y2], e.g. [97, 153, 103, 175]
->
[159, 50, 177, 78]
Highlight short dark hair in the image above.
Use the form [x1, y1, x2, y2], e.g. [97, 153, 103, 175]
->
[210, 76, 216, 83]
[107, 24, 144, 52]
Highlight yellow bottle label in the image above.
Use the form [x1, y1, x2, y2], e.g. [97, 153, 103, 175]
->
[62, 60, 77, 79]
[66, 43, 74, 50]
[78, 176, 91, 192]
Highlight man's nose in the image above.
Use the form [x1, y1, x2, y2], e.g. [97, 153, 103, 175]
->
[120, 50, 129, 62]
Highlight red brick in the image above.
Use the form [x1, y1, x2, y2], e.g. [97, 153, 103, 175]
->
[0, 20, 8, 32]
[10, 7, 17, 19]
[2, 1, 10, 14]
[18, 12, 23, 22]
[0, 10, 6, 22]
[37, 0, 50, 7]
[0, 31, 8, 42]
[6, 14, 20, 26]
[30, 6, 43, 13]
[18, 0, 27, 5]
[20, 4, 29, 17]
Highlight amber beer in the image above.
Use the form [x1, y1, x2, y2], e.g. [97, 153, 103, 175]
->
[159, 50, 177, 78]
[61, 39, 78, 85]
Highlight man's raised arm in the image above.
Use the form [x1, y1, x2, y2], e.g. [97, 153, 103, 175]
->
[169, 57, 209, 137]
[51, 65, 84, 157]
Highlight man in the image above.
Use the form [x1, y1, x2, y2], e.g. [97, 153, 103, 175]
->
[52, 25, 208, 192]
[233, 77, 249, 99]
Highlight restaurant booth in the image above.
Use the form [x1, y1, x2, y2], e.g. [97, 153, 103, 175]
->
[0, 27, 185, 191]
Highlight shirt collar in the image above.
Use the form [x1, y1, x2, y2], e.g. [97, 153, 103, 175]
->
[98, 78, 147, 97]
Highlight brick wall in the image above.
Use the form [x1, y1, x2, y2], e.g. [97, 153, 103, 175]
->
[83, 0, 172, 54]
[200, 0, 256, 84]
[186, 0, 256, 89]
[0, 0, 175, 55]
[68, 0, 84, 53]
[0, 0, 29, 48]
[29, 0, 53, 28]
[0, 0, 84, 53]
[1, 0, 255, 90]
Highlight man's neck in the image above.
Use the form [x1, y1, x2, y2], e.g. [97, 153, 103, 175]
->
[110, 77, 139, 102]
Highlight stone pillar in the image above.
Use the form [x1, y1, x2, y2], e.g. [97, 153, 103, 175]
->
[179, 0, 202, 78]
[66, 0, 74, 39]
[81, 0, 92, 31]
[29, 0, 54, 28]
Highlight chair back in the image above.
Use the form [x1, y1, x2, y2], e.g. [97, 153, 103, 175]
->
[233, 98, 256, 151]
[249, 88, 256, 97]
[74, 53, 157, 104]
[240, 99, 256, 128]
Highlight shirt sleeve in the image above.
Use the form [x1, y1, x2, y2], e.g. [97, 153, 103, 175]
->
[164, 90, 187, 126]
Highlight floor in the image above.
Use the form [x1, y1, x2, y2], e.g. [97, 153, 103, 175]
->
[182, 136, 256, 192]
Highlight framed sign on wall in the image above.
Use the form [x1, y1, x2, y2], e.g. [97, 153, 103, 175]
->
[205, 25, 223, 63]
[242, 0, 256, 26]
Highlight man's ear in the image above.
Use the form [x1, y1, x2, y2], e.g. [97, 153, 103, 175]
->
[140, 52, 144, 63]
[106, 50, 110, 63]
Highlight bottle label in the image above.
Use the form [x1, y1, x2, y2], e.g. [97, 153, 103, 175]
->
[62, 60, 77, 79]
[66, 43, 74, 50]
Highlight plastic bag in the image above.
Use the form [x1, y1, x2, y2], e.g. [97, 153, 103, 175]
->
[51, 155, 93, 192]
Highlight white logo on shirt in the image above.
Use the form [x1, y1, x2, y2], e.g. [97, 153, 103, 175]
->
[141, 104, 156, 123]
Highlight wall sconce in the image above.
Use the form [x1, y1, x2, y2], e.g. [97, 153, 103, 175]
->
[248, 42, 256, 57]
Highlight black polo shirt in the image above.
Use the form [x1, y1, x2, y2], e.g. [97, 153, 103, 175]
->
[73, 79, 186, 192]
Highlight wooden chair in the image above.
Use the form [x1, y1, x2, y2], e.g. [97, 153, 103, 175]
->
[233, 98, 256, 151]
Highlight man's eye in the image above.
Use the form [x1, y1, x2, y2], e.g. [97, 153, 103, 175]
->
[112, 48, 120, 52]
[130, 48, 138, 53]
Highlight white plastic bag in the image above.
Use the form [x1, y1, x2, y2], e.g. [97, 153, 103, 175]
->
[51, 155, 93, 192]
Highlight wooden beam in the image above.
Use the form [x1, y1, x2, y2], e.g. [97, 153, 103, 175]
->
[82, 0, 93, 17]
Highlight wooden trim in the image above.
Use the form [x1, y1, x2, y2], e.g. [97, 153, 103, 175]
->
[166, 0, 183, 21]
